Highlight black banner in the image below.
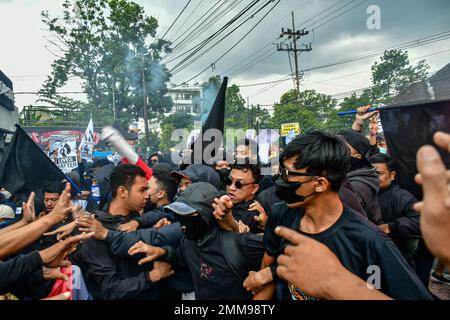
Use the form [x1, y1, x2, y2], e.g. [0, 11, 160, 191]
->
[380, 100, 450, 199]
[0, 125, 65, 200]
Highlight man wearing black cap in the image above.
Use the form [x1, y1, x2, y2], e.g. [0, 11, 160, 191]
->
[127, 182, 265, 300]
[342, 130, 383, 225]
[171, 164, 221, 193]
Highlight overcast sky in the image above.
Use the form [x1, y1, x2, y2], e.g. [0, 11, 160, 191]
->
[1, 0, 450, 112]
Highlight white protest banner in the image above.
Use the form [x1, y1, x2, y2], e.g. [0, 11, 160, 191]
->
[80, 142, 95, 163]
[79, 118, 95, 161]
[55, 137, 78, 173]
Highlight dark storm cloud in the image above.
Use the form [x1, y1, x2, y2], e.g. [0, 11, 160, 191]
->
[140, 0, 450, 84]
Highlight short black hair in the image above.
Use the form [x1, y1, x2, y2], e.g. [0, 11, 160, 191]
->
[369, 153, 396, 172]
[43, 182, 65, 195]
[280, 131, 350, 191]
[110, 164, 146, 198]
[153, 174, 178, 202]
[231, 159, 261, 183]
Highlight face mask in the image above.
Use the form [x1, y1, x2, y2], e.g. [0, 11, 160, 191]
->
[349, 157, 364, 171]
[379, 147, 388, 155]
[275, 177, 316, 204]
[216, 168, 231, 181]
[143, 192, 159, 212]
[178, 214, 209, 240]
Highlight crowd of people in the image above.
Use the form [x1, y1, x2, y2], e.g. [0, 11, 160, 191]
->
[0, 107, 449, 300]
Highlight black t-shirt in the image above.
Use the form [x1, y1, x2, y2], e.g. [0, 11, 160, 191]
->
[264, 202, 432, 300]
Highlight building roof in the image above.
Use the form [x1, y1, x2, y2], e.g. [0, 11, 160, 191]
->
[388, 61, 450, 107]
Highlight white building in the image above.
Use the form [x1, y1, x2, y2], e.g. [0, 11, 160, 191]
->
[130, 83, 203, 136]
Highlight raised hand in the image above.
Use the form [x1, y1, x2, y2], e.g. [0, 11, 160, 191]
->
[212, 195, 233, 221]
[118, 220, 139, 233]
[22, 192, 36, 223]
[414, 131, 450, 263]
[128, 240, 166, 265]
[75, 215, 108, 240]
[249, 200, 268, 228]
[43, 221, 77, 241]
[39, 232, 94, 268]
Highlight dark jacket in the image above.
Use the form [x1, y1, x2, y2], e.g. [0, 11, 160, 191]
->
[0, 251, 43, 294]
[70, 210, 164, 300]
[104, 223, 193, 294]
[256, 186, 281, 217]
[232, 201, 260, 234]
[378, 184, 420, 237]
[162, 208, 265, 300]
[133, 207, 176, 228]
[347, 166, 383, 225]
[338, 179, 367, 218]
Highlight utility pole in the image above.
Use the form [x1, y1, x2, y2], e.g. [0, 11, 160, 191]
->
[277, 11, 312, 95]
[142, 56, 150, 149]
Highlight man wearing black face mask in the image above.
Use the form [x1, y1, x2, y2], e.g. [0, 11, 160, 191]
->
[342, 130, 383, 225]
[252, 132, 431, 300]
[213, 159, 231, 191]
[126, 182, 265, 300]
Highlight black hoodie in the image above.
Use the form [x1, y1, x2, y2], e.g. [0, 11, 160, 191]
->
[346, 165, 383, 225]
[70, 209, 164, 300]
[162, 209, 265, 300]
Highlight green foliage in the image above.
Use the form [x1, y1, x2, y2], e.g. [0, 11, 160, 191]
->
[159, 111, 194, 151]
[270, 89, 338, 133]
[40, 0, 172, 124]
[371, 49, 430, 104]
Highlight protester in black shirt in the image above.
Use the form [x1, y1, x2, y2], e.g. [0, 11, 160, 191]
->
[235, 138, 275, 194]
[370, 153, 421, 268]
[70, 164, 174, 300]
[171, 164, 221, 192]
[221, 161, 267, 234]
[118, 174, 178, 232]
[213, 157, 232, 191]
[342, 130, 383, 225]
[125, 182, 265, 300]
[254, 131, 430, 300]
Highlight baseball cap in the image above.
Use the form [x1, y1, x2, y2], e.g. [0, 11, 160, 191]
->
[164, 182, 220, 216]
[0, 204, 15, 220]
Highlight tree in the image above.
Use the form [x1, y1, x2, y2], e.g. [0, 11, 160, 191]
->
[159, 111, 195, 151]
[371, 49, 430, 103]
[327, 89, 373, 133]
[270, 89, 338, 133]
[40, 0, 172, 127]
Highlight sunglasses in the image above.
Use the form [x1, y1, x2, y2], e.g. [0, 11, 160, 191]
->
[225, 177, 255, 189]
[278, 167, 318, 188]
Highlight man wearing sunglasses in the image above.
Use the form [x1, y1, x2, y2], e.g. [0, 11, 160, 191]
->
[252, 131, 430, 300]
[219, 161, 267, 234]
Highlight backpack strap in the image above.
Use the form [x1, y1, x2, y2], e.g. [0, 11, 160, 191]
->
[220, 230, 251, 282]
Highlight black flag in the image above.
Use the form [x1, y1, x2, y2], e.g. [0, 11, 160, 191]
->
[0, 124, 65, 201]
[380, 63, 450, 199]
[191, 77, 228, 165]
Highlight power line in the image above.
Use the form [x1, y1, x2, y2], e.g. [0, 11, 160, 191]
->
[160, 0, 194, 40]
[172, 0, 280, 84]
[221, 0, 365, 79]
[166, 0, 235, 56]
[307, 0, 370, 30]
[248, 42, 450, 97]
[169, 0, 207, 41]
[301, 31, 450, 73]
[164, 0, 256, 65]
